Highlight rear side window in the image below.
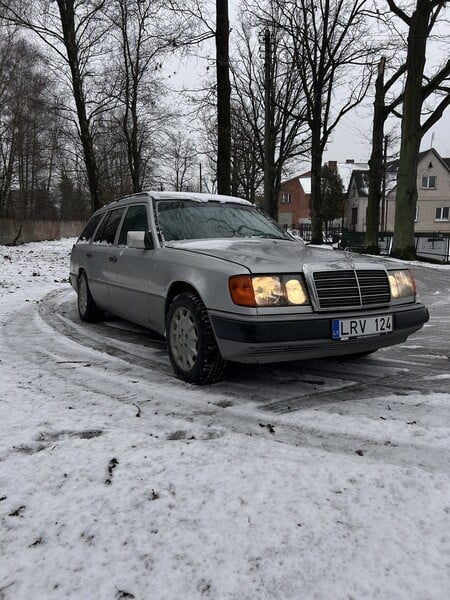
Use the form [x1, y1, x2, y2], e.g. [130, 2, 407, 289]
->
[78, 213, 103, 242]
[118, 205, 149, 245]
[93, 208, 125, 244]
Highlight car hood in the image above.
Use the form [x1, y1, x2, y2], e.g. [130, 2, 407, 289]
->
[165, 238, 382, 273]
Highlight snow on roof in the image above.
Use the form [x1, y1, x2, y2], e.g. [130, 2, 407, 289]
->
[336, 162, 369, 190]
[286, 162, 369, 194]
[299, 176, 311, 194]
[141, 191, 251, 205]
[286, 149, 450, 197]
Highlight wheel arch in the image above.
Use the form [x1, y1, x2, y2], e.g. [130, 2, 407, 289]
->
[165, 281, 202, 317]
[75, 266, 87, 290]
[165, 285, 226, 384]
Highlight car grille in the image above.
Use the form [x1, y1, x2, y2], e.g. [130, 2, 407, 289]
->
[312, 269, 391, 310]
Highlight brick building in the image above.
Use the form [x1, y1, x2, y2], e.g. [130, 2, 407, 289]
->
[278, 160, 368, 229]
[277, 171, 311, 229]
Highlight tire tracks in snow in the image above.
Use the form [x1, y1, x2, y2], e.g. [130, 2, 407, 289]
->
[3, 286, 450, 474]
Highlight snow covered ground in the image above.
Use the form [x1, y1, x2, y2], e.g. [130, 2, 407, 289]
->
[0, 239, 449, 600]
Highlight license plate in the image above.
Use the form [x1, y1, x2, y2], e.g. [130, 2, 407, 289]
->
[332, 314, 393, 340]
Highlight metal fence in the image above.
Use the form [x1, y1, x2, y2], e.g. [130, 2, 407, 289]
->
[415, 233, 450, 262]
[339, 230, 450, 262]
[287, 226, 450, 261]
[293, 223, 343, 244]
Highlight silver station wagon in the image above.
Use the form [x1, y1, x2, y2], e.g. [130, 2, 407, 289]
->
[69, 192, 429, 384]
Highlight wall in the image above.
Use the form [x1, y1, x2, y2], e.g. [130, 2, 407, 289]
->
[0, 219, 86, 245]
[345, 149, 450, 234]
[278, 175, 311, 227]
[414, 154, 450, 232]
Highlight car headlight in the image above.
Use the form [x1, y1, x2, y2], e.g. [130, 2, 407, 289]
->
[229, 275, 310, 307]
[388, 269, 416, 299]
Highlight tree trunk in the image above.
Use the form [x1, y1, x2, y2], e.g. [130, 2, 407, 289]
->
[391, 3, 430, 260]
[365, 57, 387, 254]
[216, 0, 231, 195]
[262, 28, 276, 218]
[0, 129, 16, 216]
[310, 122, 323, 244]
[57, 0, 102, 212]
[128, 83, 141, 193]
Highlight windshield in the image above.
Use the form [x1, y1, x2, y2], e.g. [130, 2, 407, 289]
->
[154, 199, 290, 242]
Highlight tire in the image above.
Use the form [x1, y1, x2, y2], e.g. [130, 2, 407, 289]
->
[77, 271, 104, 323]
[166, 292, 226, 384]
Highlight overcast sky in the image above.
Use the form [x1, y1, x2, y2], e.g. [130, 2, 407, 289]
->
[169, 1, 450, 167]
[322, 96, 450, 164]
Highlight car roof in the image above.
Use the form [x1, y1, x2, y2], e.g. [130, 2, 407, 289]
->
[149, 191, 251, 205]
[97, 191, 253, 212]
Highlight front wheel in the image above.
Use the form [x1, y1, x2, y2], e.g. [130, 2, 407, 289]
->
[166, 292, 226, 385]
[77, 271, 104, 323]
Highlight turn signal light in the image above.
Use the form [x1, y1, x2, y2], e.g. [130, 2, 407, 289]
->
[229, 275, 256, 306]
[229, 274, 310, 307]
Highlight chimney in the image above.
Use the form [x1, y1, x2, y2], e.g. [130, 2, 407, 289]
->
[346, 159, 355, 164]
[327, 160, 337, 171]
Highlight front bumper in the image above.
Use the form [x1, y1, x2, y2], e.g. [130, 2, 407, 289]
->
[210, 304, 429, 364]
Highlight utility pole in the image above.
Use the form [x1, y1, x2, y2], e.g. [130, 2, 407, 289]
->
[261, 28, 274, 217]
[382, 135, 388, 234]
[381, 134, 388, 234]
[365, 56, 386, 253]
[216, 0, 231, 196]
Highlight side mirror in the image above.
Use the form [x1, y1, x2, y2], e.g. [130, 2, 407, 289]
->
[127, 231, 153, 250]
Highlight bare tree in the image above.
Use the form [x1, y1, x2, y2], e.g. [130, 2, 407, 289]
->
[268, 0, 374, 243]
[365, 56, 406, 253]
[107, 0, 152, 194]
[105, 0, 194, 194]
[166, 0, 232, 194]
[386, 0, 450, 259]
[0, 35, 61, 219]
[0, 28, 17, 215]
[230, 5, 309, 215]
[162, 130, 198, 191]
[59, 164, 90, 220]
[230, 104, 263, 202]
[0, 0, 111, 211]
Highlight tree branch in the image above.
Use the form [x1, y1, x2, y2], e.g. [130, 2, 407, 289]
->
[421, 93, 450, 134]
[421, 57, 450, 100]
[386, 0, 410, 25]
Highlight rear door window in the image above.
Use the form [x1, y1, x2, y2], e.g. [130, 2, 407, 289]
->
[78, 213, 103, 241]
[118, 205, 149, 246]
[93, 208, 125, 244]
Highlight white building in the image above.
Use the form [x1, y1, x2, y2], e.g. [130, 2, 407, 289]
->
[345, 148, 450, 233]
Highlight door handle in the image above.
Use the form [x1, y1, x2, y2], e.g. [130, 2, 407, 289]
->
[86, 252, 92, 258]
[109, 255, 118, 263]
